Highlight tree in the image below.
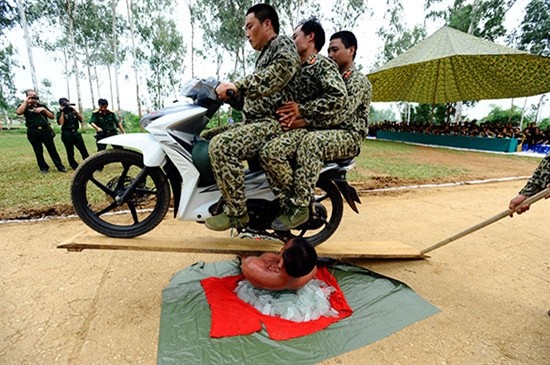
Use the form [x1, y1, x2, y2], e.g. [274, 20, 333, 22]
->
[510, 0, 550, 56]
[15, 0, 38, 91]
[0, 1, 19, 114]
[194, 0, 248, 78]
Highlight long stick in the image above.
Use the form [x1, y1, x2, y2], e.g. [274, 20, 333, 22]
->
[420, 187, 550, 254]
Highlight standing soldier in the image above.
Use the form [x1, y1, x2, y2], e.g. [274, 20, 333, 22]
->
[16, 89, 67, 173]
[56, 97, 89, 169]
[90, 98, 125, 151]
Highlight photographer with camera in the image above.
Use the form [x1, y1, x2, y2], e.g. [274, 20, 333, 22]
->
[90, 98, 125, 151]
[56, 98, 89, 170]
[16, 90, 67, 174]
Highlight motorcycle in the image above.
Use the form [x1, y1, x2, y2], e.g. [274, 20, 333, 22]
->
[71, 78, 361, 246]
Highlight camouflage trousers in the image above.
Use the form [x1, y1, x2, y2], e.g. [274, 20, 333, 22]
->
[259, 129, 307, 208]
[261, 129, 361, 207]
[209, 119, 282, 216]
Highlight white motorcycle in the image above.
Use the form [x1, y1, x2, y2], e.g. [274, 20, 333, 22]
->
[71, 78, 361, 246]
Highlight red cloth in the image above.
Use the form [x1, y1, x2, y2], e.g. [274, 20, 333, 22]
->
[200, 266, 353, 341]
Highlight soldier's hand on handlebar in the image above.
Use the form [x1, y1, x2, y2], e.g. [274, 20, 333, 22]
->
[215, 82, 238, 101]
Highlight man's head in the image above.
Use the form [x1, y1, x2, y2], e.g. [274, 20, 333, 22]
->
[98, 98, 108, 112]
[282, 237, 317, 278]
[25, 90, 39, 106]
[328, 30, 357, 71]
[293, 17, 325, 55]
[245, 3, 279, 51]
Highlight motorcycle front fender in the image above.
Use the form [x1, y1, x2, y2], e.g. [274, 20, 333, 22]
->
[99, 133, 166, 167]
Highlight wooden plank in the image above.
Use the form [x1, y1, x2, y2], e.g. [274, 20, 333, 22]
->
[57, 230, 425, 259]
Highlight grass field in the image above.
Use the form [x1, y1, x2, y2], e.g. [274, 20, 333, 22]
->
[0, 127, 542, 220]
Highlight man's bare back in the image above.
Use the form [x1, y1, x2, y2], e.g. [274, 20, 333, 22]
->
[240, 237, 318, 291]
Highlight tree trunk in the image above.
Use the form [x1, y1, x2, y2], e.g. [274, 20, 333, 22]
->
[535, 95, 545, 124]
[66, 0, 84, 116]
[108, 66, 114, 106]
[187, 0, 195, 77]
[94, 66, 100, 103]
[520, 97, 527, 130]
[454, 0, 481, 124]
[16, 0, 38, 91]
[112, 0, 121, 118]
[84, 40, 95, 118]
[63, 51, 71, 100]
[125, 0, 142, 119]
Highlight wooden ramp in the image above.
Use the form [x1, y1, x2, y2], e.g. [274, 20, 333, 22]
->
[57, 230, 425, 259]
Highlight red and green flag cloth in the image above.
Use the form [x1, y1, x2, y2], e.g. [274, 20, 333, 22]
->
[158, 259, 439, 364]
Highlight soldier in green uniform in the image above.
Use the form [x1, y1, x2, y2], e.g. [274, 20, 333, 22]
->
[259, 20, 350, 230]
[509, 154, 550, 215]
[16, 90, 67, 173]
[204, 3, 301, 231]
[56, 98, 89, 169]
[90, 98, 125, 151]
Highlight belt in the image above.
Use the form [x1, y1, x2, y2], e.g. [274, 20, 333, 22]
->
[62, 129, 77, 133]
[28, 126, 47, 130]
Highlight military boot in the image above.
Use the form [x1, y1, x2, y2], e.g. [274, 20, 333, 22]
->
[271, 205, 309, 231]
[205, 212, 249, 231]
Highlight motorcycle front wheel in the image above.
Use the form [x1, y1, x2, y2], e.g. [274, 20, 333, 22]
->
[71, 149, 171, 238]
[284, 179, 343, 246]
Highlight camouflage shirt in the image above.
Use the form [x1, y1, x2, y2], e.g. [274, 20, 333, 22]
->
[519, 154, 550, 196]
[284, 53, 347, 129]
[233, 35, 300, 122]
[338, 66, 372, 140]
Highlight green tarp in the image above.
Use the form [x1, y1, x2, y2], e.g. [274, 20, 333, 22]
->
[158, 259, 439, 364]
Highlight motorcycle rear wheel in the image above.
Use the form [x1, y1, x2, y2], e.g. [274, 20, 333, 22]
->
[71, 149, 171, 238]
[285, 179, 343, 246]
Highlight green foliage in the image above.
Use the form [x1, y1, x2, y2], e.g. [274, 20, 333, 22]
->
[480, 105, 531, 126]
[194, 0, 249, 78]
[0, 44, 18, 110]
[375, 1, 427, 68]
[0, 2, 18, 31]
[143, 17, 186, 109]
[121, 110, 141, 132]
[510, 0, 550, 56]
[426, 0, 512, 40]
[539, 118, 550, 130]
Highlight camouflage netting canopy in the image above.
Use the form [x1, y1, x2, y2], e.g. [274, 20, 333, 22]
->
[367, 26, 550, 104]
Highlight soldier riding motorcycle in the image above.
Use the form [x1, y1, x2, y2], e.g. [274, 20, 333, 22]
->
[71, 78, 361, 246]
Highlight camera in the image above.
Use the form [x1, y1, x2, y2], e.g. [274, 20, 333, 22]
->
[61, 100, 75, 110]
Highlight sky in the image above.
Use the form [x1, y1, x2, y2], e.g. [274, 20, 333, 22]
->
[5, 0, 549, 121]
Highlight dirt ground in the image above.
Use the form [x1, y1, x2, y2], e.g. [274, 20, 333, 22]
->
[1, 179, 549, 364]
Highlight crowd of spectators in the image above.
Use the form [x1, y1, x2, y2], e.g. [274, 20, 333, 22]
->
[369, 120, 550, 148]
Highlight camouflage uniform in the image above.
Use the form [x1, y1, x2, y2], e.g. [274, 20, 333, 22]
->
[259, 53, 348, 207]
[519, 154, 550, 196]
[209, 35, 300, 216]
[292, 66, 372, 207]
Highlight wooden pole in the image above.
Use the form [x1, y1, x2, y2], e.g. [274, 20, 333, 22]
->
[420, 187, 550, 254]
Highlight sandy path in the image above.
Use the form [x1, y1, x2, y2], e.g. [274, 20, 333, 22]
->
[1, 180, 549, 364]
